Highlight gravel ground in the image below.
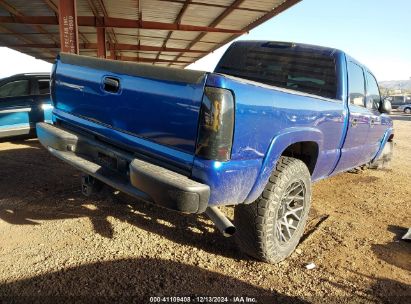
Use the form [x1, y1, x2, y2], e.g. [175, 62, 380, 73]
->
[0, 114, 410, 303]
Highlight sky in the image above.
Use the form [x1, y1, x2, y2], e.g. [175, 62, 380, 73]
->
[1, 0, 410, 81]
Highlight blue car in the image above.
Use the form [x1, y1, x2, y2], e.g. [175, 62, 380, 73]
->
[0, 73, 52, 139]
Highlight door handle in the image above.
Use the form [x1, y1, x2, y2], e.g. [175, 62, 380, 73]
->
[103, 77, 120, 93]
[351, 118, 358, 127]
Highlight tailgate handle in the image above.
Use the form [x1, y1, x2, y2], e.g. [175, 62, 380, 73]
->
[103, 77, 120, 93]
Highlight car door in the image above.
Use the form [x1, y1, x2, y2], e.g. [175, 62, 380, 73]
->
[334, 60, 371, 172]
[0, 78, 34, 138]
[32, 77, 53, 123]
[364, 70, 388, 160]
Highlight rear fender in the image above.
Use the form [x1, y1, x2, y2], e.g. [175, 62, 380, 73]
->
[244, 128, 323, 204]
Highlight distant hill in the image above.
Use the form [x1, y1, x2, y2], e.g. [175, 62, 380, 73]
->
[379, 80, 411, 91]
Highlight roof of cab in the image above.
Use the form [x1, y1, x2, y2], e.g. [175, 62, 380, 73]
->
[230, 40, 342, 56]
[0, 73, 50, 84]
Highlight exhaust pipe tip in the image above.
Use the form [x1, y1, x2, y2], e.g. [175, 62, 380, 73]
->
[205, 206, 236, 238]
[223, 225, 236, 237]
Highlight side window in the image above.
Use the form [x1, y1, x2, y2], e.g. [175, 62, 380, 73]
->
[392, 96, 402, 105]
[38, 79, 50, 95]
[0, 80, 30, 98]
[347, 61, 365, 107]
[365, 71, 381, 110]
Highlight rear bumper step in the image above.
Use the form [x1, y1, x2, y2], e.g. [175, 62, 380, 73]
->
[36, 122, 210, 213]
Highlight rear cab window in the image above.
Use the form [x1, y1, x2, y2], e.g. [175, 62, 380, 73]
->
[214, 42, 338, 99]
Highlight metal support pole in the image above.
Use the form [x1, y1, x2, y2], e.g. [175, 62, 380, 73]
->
[58, 0, 79, 54]
[108, 51, 116, 60]
[97, 27, 106, 58]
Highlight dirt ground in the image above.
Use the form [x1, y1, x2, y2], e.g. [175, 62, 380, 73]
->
[0, 113, 410, 303]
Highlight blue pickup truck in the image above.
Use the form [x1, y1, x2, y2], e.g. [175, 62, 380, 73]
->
[37, 41, 393, 263]
[0, 73, 53, 139]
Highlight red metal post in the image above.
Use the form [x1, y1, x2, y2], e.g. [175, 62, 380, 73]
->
[108, 51, 116, 60]
[58, 0, 79, 54]
[97, 27, 106, 58]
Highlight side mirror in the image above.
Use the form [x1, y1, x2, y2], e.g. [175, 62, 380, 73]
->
[380, 98, 392, 114]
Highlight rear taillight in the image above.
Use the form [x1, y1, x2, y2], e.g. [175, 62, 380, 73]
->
[195, 87, 235, 161]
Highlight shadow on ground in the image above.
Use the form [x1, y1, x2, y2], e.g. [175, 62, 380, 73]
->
[326, 268, 411, 304]
[0, 140, 245, 260]
[371, 225, 411, 272]
[0, 257, 306, 304]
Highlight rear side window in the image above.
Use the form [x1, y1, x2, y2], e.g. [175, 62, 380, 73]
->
[347, 61, 365, 107]
[215, 42, 338, 99]
[0, 80, 30, 98]
[365, 71, 381, 110]
[38, 79, 50, 95]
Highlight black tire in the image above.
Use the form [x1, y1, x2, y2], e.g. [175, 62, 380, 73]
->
[234, 156, 312, 263]
[404, 107, 411, 114]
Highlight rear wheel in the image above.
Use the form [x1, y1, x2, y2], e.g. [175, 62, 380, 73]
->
[234, 156, 312, 263]
[404, 107, 411, 114]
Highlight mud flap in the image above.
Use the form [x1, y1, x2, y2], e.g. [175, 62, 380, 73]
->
[369, 141, 394, 170]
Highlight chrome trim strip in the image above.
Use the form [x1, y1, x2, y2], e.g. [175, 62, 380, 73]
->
[0, 107, 32, 114]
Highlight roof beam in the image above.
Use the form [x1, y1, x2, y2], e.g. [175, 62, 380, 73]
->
[172, 0, 246, 65]
[243, 0, 302, 32]
[175, 0, 302, 67]
[34, 55, 191, 64]
[160, 0, 268, 13]
[86, 0, 119, 58]
[0, 16, 244, 33]
[117, 56, 192, 64]
[0, 24, 57, 58]
[42, 0, 58, 14]
[2, 42, 207, 53]
[108, 43, 206, 53]
[0, 0, 60, 44]
[155, 0, 191, 63]
[0, 31, 218, 44]
[0, 31, 217, 42]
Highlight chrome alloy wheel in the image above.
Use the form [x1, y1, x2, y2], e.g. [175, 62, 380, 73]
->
[276, 180, 306, 244]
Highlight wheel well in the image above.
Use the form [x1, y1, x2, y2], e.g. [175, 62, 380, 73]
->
[281, 141, 319, 175]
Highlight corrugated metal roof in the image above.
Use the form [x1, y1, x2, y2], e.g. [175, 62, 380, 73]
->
[0, 0, 301, 68]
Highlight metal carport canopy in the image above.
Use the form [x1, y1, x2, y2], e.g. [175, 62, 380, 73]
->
[0, 0, 301, 68]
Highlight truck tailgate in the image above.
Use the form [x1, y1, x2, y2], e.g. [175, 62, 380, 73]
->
[52, 53, 208, 155]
